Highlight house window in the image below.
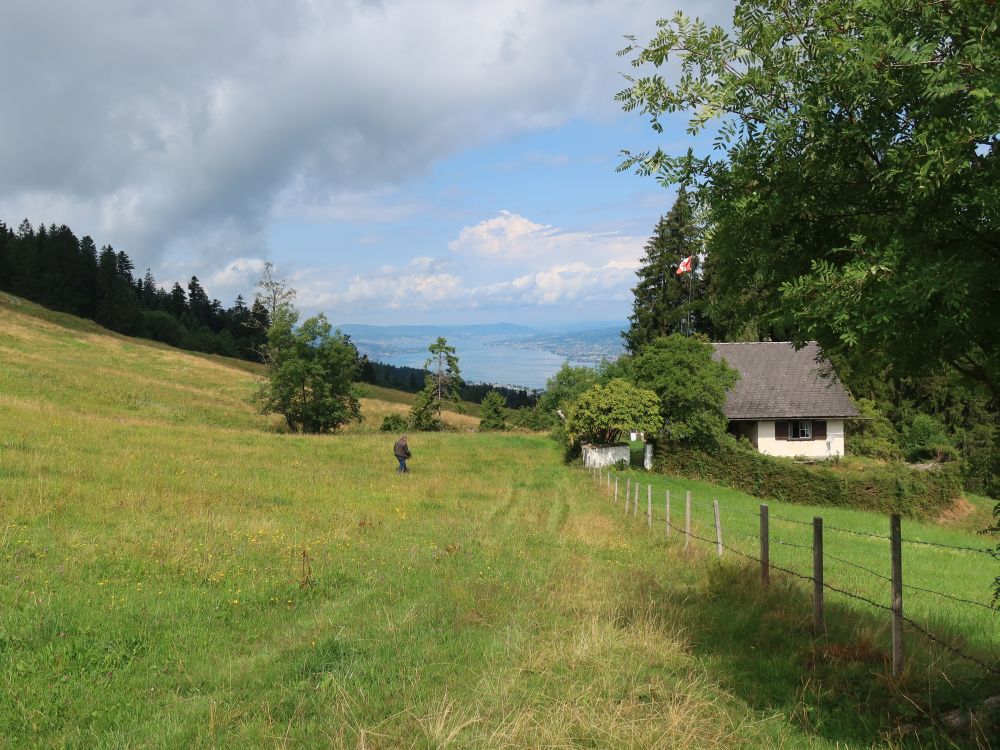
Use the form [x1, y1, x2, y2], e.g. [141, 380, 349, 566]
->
[789, 420, 813, 440]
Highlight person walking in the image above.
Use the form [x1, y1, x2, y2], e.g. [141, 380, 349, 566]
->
[393, 435, 412, 473]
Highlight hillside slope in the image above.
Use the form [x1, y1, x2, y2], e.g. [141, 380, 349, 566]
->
[0, 297, 995, 748]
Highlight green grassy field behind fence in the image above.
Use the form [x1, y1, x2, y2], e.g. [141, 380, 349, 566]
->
[596, 468, 998, 679]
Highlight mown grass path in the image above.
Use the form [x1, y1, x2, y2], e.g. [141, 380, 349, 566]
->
[1, 298, 997, 748]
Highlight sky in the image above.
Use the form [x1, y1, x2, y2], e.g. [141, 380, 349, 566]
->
[0, 0, 731, 326]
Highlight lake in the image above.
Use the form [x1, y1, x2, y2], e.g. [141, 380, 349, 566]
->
[360, 336, 593, 391]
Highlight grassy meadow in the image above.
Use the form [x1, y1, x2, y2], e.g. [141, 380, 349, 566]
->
[1, 295, 998, 748]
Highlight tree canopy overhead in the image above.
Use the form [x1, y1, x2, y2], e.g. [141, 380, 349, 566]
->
[617, 0, 1000, 400]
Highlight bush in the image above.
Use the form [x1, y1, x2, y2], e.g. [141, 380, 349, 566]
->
[847, 398, 903, 461]
[654, 439, 962, 517]
[141, 310, 185, 347]
[506, 406, 556, 431]
[379, 413, 408, 432]
[902, 414, 959, 463]
[408, 387, 443, 432]
[566, 379, 662, 446]
[478, 391, 507, 431]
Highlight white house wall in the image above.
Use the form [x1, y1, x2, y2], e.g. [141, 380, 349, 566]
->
[755, 420, 845, 459]
[582, 443, 631, 468]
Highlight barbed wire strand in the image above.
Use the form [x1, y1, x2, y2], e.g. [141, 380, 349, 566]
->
[823, 552, 892, 583]
[901, 582, 998, 612]
[651, 512, 999, 674]
[598, 472, 996, 555]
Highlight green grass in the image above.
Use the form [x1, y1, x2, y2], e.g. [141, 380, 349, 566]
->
[604, 468, 998, 654]
[1, 296, 998, 748]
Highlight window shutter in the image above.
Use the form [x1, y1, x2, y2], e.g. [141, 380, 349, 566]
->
[813, 420, 827, 440]
[774, 421, 788, 440]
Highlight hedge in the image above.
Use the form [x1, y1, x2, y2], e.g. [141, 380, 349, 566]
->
[653, 440, 962, 517]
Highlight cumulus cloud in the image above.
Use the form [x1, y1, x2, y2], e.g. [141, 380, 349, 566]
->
[449, 210, 641, 268]
[293, 211, 641, 318]
[207, 257, 267, 289]
[0, 0, 728, 275]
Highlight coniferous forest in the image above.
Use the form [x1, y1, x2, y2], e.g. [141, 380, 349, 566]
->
[0, 218, 538, 409]
[0, 219, 270, 361]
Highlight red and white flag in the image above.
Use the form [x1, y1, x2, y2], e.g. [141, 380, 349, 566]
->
[676, 256, 693, 275]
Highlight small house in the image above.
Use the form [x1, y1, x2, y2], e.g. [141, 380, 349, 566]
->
[712, 342, 860, 459]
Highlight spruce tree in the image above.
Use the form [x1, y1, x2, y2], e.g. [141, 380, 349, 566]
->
[478, 391, 508, 431]
[623, 188, 705, 355]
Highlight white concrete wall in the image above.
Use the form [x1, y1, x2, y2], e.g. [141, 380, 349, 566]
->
[756, 419, 845, 459]
[582, 443, 630, 468]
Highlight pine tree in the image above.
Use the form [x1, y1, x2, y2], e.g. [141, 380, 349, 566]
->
[423, 337, 463, 416]
[623, 188, 708, 355]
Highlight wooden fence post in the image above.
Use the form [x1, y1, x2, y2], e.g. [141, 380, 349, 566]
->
[614, 477, 618, 506]
[665, 490, 670, 538]
[633, 483, 639, 519]
[891, 514, 904, 678]
[713, 500, 723, 557]
[647, 485, 652, 530]
[760, 504, 769, 588]
[813, 517, 825, 635]
[625, 477, 631, 514]
[684, 491, 692, 553]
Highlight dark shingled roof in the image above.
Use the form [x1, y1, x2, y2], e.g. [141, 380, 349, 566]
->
[711, 342, 860, 421]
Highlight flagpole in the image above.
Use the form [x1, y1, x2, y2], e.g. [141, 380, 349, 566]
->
[687, 264, 693, 336]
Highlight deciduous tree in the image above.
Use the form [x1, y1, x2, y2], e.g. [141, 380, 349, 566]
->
[566, 378, 662, 446]
[631, 335, 737, 448]
[257, 307, 361, 433]
[617, 0, 1000, 400]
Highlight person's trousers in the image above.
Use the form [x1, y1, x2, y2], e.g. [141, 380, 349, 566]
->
[396, 456, 407, 472]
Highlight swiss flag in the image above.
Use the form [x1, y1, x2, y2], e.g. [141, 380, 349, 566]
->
[676, 256, 693, 275]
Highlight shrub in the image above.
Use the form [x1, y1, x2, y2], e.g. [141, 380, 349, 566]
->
[538, 363, 598, 417]
[141, 310, 184, 347]
[847, 398, 903, 461]
[379, 413, 408, 433]
[566, 378, 662, 446]
[654, 439, 961, 517]
[506, 406, 556, 431]
[408, 387, 443, 432]
[902, 413, 959, 463]
[478, 391, 507, 431]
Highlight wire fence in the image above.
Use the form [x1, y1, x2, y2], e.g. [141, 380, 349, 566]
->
[588, 466, 999, 677]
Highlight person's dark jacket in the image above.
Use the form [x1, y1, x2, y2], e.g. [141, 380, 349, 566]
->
[393, 438, 411, 459]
